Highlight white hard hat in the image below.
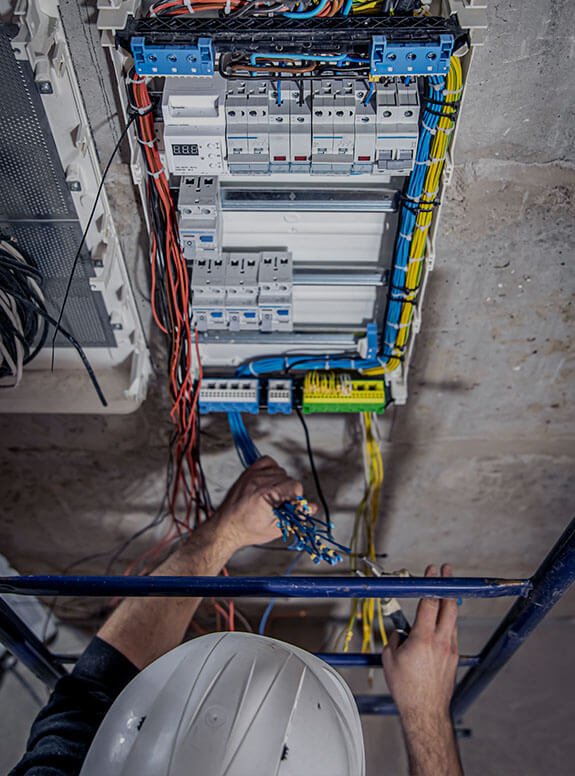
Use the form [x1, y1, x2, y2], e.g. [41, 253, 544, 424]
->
[80, 632, 365, 776]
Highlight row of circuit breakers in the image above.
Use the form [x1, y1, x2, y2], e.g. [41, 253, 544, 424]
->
[164, 76, 419, 176]
[178, 175, 293, 332]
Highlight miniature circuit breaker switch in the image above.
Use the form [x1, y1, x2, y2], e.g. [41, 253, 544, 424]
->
[178, 176, 222, 262]
[258, 252, 293, 333]
[191, 257, 226, 332]
[224, 252, 260, 331]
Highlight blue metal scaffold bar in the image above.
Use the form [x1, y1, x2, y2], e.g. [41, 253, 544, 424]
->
[0, 598, 66, 687]
[451, 515, 575, 717]
[0, 517, 573, 717]
[0, 576, 530, 598]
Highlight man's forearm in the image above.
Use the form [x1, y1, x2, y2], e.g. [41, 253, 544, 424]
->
[400, 711, 463, 776]
[97, 517, 237, 669]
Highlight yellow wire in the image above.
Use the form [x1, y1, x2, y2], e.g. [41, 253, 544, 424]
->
[364, 56, 462, 377]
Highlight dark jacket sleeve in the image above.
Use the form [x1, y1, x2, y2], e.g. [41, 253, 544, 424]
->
[9, 636, 139, 776]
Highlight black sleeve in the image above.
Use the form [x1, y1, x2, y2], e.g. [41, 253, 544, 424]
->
[9, 636, 139, 776]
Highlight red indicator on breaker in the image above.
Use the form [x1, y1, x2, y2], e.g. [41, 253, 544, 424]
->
[358, 156, 371, 161]
[273, 156, 286, 161]
[294, 155, 308, 161]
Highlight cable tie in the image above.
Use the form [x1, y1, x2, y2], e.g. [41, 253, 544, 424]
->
[136, 136, 158, 148]
[421, 121, 436, 134]
[444, 87, 463, 96]
[414, 159, 429, 166]
[224, 0, 231, 12]
[398, 232, 413, 241]
[388, 321, 410, 330]
[408, 256, 425, 265]
[248, 362, 257, 376]
[146, 167, 164, 179]
[125, 74, 150, 85]
[422, 187, 439, 198]
[183, 0, 195, 11]
[428, 156, 446, 164]
[127, 101, 154, 116]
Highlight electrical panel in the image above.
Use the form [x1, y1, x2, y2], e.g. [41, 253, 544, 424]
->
[96, 1, 485, 410]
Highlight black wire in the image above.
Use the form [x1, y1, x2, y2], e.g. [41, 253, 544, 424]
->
[294, 405, 332, 538]
[50, 114, 137, 370]
[11, 292, 107, 407]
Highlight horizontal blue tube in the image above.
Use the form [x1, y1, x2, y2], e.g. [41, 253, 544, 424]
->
[317, 653, 481, 668]
[0, 576, 531, 599]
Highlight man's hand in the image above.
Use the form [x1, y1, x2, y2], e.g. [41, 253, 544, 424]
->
[382, 563, 463, 776]
[99, 456, 305, 668]
[213, 456, 306, 552]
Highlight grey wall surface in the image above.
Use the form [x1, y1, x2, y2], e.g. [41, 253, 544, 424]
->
[0, 0, 574, 606]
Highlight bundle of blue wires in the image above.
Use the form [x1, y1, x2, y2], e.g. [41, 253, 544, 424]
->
[382, 75, 446, 358]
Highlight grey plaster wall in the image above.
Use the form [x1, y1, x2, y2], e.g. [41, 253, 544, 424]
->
[0, 0, 574, 625]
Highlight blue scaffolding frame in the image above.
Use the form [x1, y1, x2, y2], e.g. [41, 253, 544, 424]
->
[1, 516, 574, 718]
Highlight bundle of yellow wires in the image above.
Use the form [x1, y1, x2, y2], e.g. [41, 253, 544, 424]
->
[366, 56, 463, 376]
[342, 412, 387, 652]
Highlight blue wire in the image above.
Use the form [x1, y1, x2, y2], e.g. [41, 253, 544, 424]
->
[277, 79, 282, 106]
[258, 552, 303, 635]
[282, 0, 330, 17]
[342, 0, 353, 15]
[250, 51, 347, 66]
[363, 81, 374, 105]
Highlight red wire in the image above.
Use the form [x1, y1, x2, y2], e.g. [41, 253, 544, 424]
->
[127, 76, 234, 636]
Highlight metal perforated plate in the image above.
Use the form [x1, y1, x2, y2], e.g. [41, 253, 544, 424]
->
[0, 25, 115, 349]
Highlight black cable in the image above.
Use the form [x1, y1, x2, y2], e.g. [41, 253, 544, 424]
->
[294, 405, 332, 538]
[11, 292, 107, 407]
[50, 114, 137, 370]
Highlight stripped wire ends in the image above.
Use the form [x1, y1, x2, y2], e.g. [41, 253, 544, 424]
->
[275, 497, 348, 566]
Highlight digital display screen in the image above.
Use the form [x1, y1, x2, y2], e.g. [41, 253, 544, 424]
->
[172, 143, 199, 156]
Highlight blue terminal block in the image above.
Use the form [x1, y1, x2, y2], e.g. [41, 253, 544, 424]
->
[267, 379, 293, 415]
[370, 34, 454, 77]
[131, 36, 214, 77]
[199, 379, 259, 415]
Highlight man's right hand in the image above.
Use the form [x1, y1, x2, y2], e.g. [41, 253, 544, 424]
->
[382, 563, 464, 776]
[213, 456, 310, 552]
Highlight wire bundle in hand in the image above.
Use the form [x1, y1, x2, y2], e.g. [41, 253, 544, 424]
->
[229, 410, 350, 564]
[128, 73, 212, 561]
